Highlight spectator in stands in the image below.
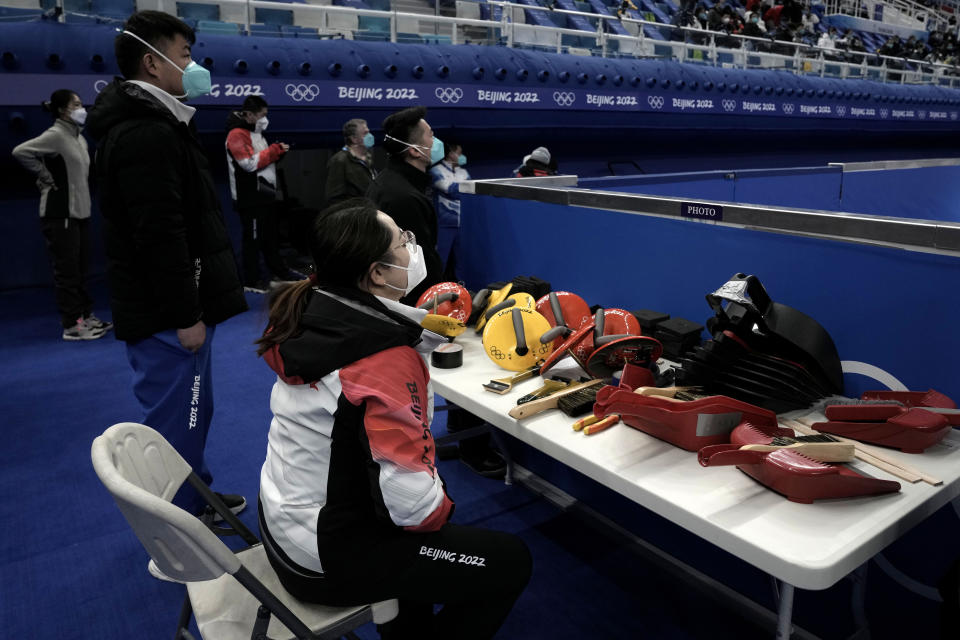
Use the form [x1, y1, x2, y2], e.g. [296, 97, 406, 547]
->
[429, 137, 469, 281]
[617, 0, 638, 20]
[324, 117, 376, 207]
[742, 10, 767, 47]
[671, 9, 706, 44]
[762, 2, 784, 28]
[878, 34, 904, 58]
[225, 95, 302, 294]
[11, 89, 111, 341]
[707, 0, 730, 31]
[800, 7, 819, 36]
[86, 10, 248, 549]
[254, 198, 532, 640]
[515, 146, 557, 177]
[366, 106, 443, 306]
[817, 25, 838, 50]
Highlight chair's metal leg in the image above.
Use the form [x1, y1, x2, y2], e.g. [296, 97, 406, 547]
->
[849, 563, 871, 639]
[233, 564, 319, 640]
[175, 591, 195, 640]
[187, 472, 260, 545]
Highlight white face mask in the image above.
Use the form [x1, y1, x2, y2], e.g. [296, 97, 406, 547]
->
[69, 107, 87, 126]
[380, 243, 427, 296]
[255, 116, 268, 133]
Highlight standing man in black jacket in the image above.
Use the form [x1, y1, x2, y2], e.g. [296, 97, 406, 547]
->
[87, 11, 248, 555]
[323, 118, 376, 207]
[367, 106, 443, 305]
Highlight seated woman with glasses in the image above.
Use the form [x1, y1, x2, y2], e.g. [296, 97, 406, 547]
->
[254, 198, 532, 639]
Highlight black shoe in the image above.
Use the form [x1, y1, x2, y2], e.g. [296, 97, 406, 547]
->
[461, 450, 507, 480]
[212, 493, 246, 522]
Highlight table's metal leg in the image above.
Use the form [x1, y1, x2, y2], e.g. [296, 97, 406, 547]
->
[489, 429, 513, 485]
[775, 580, 795, 640]
[849, 563, 870, 639]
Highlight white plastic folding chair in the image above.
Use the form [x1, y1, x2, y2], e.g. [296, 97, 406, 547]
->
[91, 422, 398, 640]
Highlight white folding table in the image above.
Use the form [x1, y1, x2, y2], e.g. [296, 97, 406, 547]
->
[429, 332, 960, 639]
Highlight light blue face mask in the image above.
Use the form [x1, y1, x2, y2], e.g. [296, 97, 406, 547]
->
[384, 133, 444, 165]
[457, 154, 467, 167]
[363, 132, 375, 148]
[120, 29, 212, 100]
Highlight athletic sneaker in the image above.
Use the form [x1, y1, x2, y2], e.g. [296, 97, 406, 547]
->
[62, 317, 106, 341]
[84, 314, 113, 332]
[211, 492, 247, 522]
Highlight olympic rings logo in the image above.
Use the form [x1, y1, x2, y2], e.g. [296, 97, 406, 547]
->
[918, 110, 926, 119]
[721, 99, 736, 112]
[553, 91, 575, 107]
[880, 108, 889, 119]
[647, 95, 664, 109]
[952, 111, 958, 121]
[781, 103, 795, 114]
[94, 80, 108, 93]
[434, 87, 463, 103]
[285, 83, 320, 102]
[836, 105, 846, 117]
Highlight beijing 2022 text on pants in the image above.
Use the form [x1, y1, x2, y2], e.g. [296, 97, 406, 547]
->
[125, 326, 217, 514]
[264, 518, 532, 640]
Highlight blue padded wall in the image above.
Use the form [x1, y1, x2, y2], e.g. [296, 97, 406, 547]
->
[839, 166, 960, 221]
[458, 193, 960, 401]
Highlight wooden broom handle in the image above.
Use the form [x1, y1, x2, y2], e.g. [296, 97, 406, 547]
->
[508, 379, 603, 420]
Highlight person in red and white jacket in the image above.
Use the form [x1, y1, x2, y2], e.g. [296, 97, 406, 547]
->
[255, 198, 531, 639]
[225, 95, 300, 292]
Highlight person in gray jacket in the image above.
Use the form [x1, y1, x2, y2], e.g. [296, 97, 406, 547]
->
[12, 89, 111, 341]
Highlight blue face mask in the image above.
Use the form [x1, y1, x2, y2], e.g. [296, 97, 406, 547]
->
[428, 137, 444, 165]
[457, 154, 467, 167]
[363, 132, 375, 148]
[121, 29, 212, 100]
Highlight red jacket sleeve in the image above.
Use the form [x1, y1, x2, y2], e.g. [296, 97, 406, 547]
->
[226, 128, 284, 172]
[339, 346, 454, 531]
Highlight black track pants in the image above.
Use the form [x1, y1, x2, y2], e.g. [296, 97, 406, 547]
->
[273, 523, 532, 640]
[40, 217, 92, 328]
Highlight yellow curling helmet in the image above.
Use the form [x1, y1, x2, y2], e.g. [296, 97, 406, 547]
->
[481, 306, 554, 371]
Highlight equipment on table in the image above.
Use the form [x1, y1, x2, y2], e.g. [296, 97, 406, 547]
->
[483, 365, 540, 394]
[517, 378, 570, 405]
[474, 283, 512, 333]
[860, 389, 960, 425]
[481, 306, 553, 371]
[535, 291, 591, 350]
[653, 317, 704, 360]
[630, 309, 670, 334]
[573, 413, 621, 435]
[585, 335, 663, 382]
[593, 387, 784, 451]
[508, 379, 604, 420]
[571, 308, 642, 366]
[421, 314, 467, 337]
[699, 436, 854, 463]
[704, 273, 843, 394]
[698, 420, 901, 503]
[416, 282, 472, 322]
[431, 343, 464, 369]
[813, 404, 952, 454]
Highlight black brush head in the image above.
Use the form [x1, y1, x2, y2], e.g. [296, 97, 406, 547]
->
[556, 387, 599, 417]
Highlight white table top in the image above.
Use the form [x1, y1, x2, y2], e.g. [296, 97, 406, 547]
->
[429, 332, 960, 590]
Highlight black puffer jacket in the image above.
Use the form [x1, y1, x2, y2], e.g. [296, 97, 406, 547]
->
[366, 157, 442, 305]
[87, 79, 247, 341]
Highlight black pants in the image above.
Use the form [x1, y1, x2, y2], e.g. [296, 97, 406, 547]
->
[237, 203, 287, 285]
[269, 522, 532, 640]
[40, 217, 92, 328]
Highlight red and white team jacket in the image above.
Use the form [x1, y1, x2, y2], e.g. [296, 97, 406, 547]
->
[225, 112, 285, 203]
[259, 286, 453, 572]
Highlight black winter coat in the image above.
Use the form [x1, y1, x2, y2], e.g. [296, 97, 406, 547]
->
[324, 148, 375, 208]
[366, 157, 442, 304]
[87, 79, 247, 341]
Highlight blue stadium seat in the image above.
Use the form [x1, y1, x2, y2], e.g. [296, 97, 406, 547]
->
[397, 32, 424, 43]
[354, 31, 390, 41]
[255, 8, 294, 25]
[357, 15, 390, 31]
[177, 2, 220, 21]
[90, 0, 134, 18]
[196, 19, 241, 34]
[0, 6, 45, 20]
[280, 24, 319, 38]
[249, 22, 284, 36]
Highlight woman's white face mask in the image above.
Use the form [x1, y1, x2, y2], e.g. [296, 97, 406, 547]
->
[379, 231, 427, 296]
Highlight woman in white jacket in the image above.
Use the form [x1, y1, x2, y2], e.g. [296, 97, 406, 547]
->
[12, 89, 110, 340]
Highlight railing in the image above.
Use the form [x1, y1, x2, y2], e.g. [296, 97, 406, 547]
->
[45, 0, 960, 87]
[820, 0, 942, 30]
